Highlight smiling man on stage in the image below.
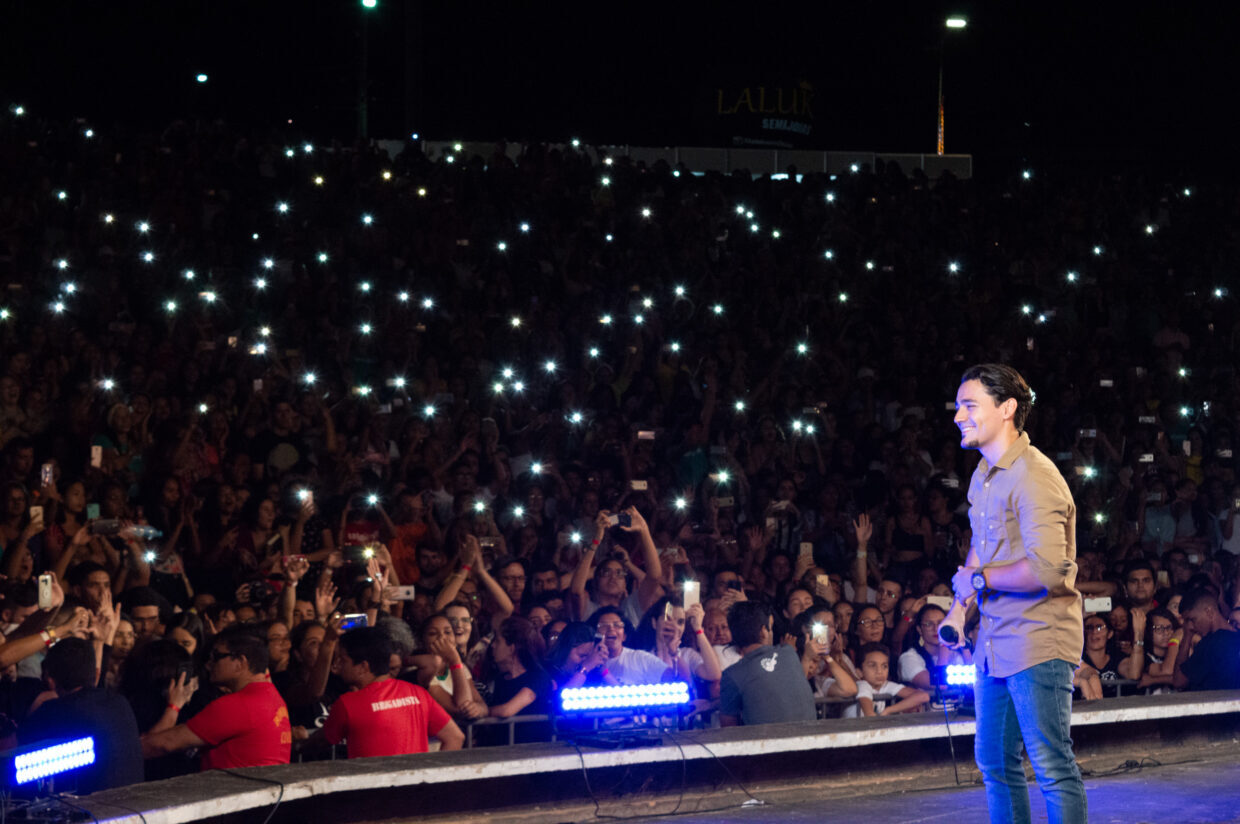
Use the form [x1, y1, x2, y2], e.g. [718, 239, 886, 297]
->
[948, 364, 1086, 824]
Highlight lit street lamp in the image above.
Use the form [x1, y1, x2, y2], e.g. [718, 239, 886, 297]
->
[938, 16, 968, 155]
[358, 0, 378, 138]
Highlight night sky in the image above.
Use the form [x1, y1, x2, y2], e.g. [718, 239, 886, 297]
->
[2, 2, 1235, 177]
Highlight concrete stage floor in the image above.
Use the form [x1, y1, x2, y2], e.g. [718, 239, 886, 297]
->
[593, 754, 1240, 824]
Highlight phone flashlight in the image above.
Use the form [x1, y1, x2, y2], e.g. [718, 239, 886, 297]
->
[144, 550, 158, 563]
[531, 462, 543, 475]
[296, 489, 311, 502]
[366, 493, 379, 506]
[363, 546, 376, 560]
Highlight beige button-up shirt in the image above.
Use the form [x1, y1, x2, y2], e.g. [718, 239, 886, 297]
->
[968, 432, 1083, 677]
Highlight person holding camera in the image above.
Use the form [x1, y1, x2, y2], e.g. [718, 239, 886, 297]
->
[570, 507, 663, 627]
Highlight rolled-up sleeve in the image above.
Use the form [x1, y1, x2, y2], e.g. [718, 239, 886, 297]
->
[1014, 465, 1077, 594]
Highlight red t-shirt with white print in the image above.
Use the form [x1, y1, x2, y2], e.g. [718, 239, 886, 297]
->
[321, 679, 450, 758]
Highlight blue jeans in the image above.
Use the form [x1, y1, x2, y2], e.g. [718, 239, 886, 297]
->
[974, 658, 1088, 824]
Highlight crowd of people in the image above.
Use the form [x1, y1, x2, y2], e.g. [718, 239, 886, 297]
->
[2, 105, 1240, 793]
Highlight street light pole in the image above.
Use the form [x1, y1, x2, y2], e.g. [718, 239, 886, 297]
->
[939, 16, 968, 155]
[358, 0, 377, 140]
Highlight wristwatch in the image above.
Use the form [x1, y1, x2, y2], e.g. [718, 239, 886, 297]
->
[971, 569, 988, 593]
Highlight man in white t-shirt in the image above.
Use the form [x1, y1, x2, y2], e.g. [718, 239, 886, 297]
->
[592, 607, 669, 685]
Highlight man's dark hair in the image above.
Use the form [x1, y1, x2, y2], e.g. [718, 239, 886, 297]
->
[959, 364, 1034, 432]
[214, 626, 269, 674]
[338, 627, 395, 677]
[1124, 560, 1155, 581]
[120, 586, 173, 627]
[587, 605, 632, 637]
[728, 601, 773, 648]
[43, 637, 97, 692]
[857, 642, 891, 664]
[66, 561, 109, 589]
[1180, 587, 1218, 616]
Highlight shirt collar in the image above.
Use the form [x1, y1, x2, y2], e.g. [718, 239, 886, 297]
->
[988, 431, 1031, 471]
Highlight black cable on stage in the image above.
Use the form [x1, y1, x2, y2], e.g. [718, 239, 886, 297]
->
[941, 700, 963, 785]
[217, 768, 285, 824]
[667, 730, 765, 808]
[51, 794, 100, 824]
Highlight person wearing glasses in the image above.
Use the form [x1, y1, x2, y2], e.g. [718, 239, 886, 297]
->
[1120, 607, 1178, 693]
[140, 626, 291, 770]
[897, 603, 970, 692]
[589, 606, 669, 685]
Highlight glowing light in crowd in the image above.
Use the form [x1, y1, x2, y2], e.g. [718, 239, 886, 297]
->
[1022, 170, 1033, 180]
[262, 258, 274, 269]
[55, 259, 68, 270]
[137, 221, 151, 234]
[948, 261, 960, 273]
[163, 300, 177, 313]
[520, 222, 531, 233]
[314, 176, 324, 186]
[422, 297, 435, 309]
[734, 400, 746, 412]
[712, 303, 724, 315]
[362, 213, 373, 225]
[318, 252, 329, 263]
[797, 342, 809, 355]
[510, 316, 521, 327]
[838, 292, 849, 303]
[1066, 271, 1078, 283]
[497, 241, 508, 252]
[674, 498, 687, 510]
[99, 379, 115, 391]
[196, 74, 208, 83]
[276, 202, 289, 214]
[398, 291, 410, 302]
[864, 261, 875, 271]
[544, 360, 557, 373]
[141, 251, 155, 263]
[824, 249, 834, 260]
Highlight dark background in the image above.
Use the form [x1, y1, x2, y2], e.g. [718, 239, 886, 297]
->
[1, 1, 1235, 177]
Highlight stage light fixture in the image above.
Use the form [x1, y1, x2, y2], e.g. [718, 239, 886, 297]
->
[10, 737, 96, 785]
[559, 682, 691, 714]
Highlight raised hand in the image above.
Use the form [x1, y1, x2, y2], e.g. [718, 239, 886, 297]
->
[853, 513, 873, 546]
[315, 581, 340, 620]
[167, 671, 198, 710]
